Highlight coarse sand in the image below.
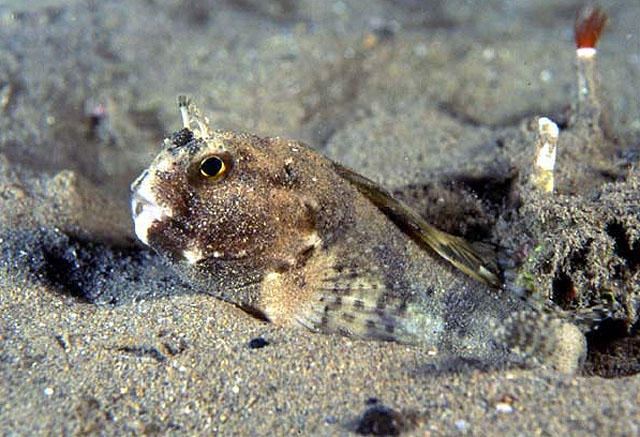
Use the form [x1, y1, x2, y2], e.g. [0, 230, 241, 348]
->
[1, 0, 639, 435]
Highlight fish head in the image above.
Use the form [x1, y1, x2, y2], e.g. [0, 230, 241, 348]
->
[130, 98, 342, 290]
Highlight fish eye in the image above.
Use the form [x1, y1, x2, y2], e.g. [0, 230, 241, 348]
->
[199, 155, 227, 181]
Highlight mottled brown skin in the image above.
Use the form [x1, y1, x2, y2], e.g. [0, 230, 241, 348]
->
[139, 128, 417, 323]
[143, 130, 359, 309]
[131, 100, 585, 367]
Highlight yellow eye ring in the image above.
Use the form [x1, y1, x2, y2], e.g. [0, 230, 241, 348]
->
[199, 156, 226, 180]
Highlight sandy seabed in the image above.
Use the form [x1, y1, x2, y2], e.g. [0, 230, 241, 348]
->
[1, 0, 639, 435]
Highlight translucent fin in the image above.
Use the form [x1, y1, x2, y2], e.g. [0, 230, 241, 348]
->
[493, 309, 586, 373]
[332, 163, 501, 287]
[296, 286, 419, 344]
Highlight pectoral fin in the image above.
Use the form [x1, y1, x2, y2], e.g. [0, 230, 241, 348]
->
[261, 250, 444, 345]
[333, 162, 500, 288]
[294, 267, 420, 344]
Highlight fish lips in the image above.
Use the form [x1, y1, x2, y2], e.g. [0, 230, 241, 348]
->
[130, 172, 172, 246]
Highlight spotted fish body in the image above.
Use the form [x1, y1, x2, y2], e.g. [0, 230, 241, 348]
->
[131, 98, 578, 364]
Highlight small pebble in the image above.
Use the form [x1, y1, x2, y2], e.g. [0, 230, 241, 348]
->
[355, 404, 406, 436]
[455, 419, 468, 431]
[248, 337, 269, 349]
[496, 402, 514, 414]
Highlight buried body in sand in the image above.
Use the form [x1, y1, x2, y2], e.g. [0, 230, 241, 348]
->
[131, 7, 637, 374]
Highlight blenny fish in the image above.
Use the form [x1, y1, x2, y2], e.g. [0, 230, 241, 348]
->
[131, 97, 583, 365]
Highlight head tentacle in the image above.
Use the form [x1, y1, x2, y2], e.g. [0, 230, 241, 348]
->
[177, 95, 210, 140]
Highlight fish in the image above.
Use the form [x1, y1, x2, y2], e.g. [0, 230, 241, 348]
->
[130, 96, 585, 366]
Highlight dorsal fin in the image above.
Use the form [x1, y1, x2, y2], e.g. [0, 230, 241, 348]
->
[332, 162, 500, 288]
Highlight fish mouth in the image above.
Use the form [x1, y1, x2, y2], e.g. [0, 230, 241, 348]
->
[131, 187, 171, 246]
